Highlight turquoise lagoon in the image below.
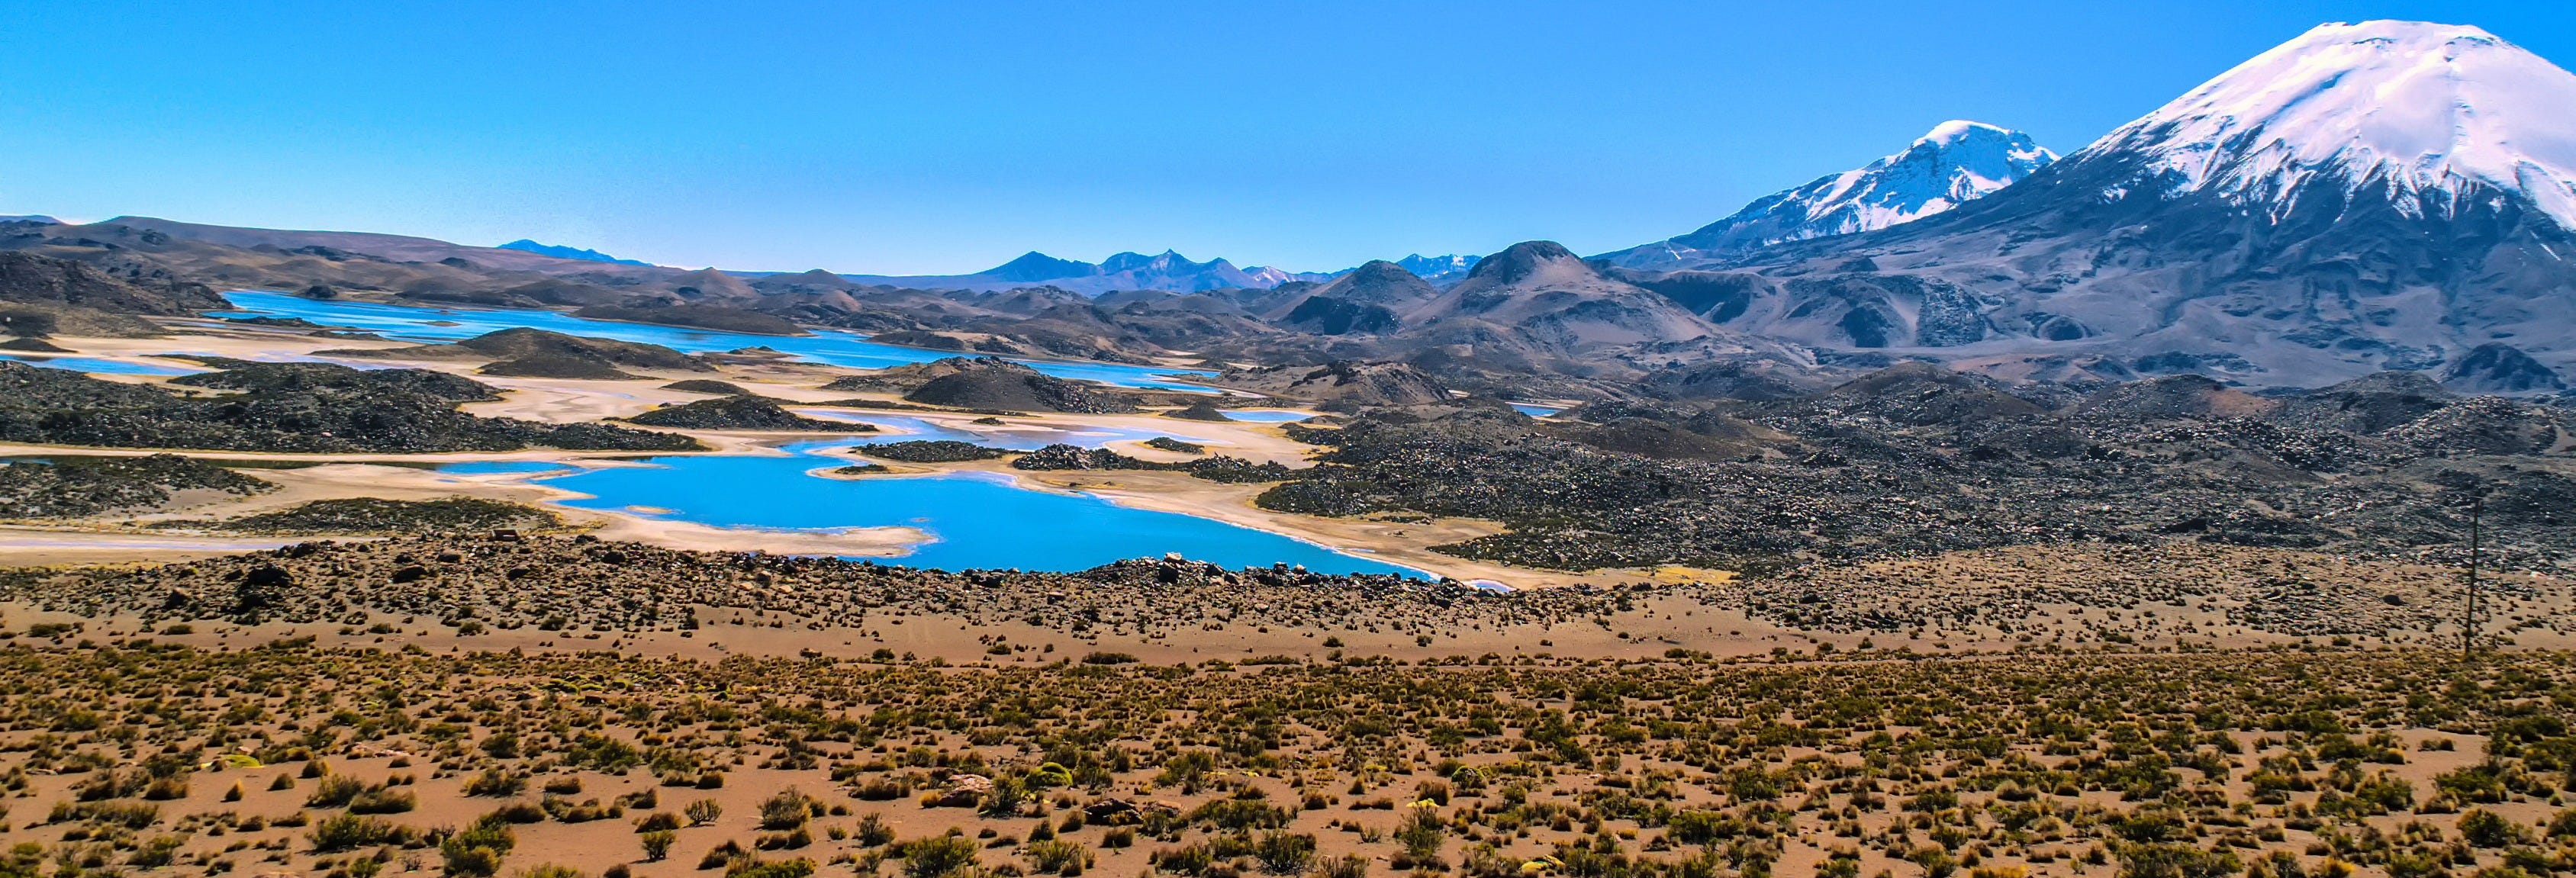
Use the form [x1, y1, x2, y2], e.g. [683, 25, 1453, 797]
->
[1217, 410, 1317, 423]
[448, 439, 1420, 576]
[212, 290, 1217, 391]
[0, 355, 208, 376]
[213, 291, 1422, 574]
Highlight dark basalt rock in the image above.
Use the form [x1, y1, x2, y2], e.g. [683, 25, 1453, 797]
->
[1164, 402, 1232, 421]
[1142, 437, 1204, 454]
[204, 497, 562, 535]
[328, 327, 713, 373]
[2447, 343, 2565, 394]
[626, 396, 876, 432]
[855, 440, 1007, 463]
[901, 358, 1141, 414]
[661, 379, 757, 396]
[1009, 443, 1148, 471]
[0, 251, 227, 315]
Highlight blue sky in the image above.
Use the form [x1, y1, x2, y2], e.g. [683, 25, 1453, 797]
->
[4, 2, 2571, 275]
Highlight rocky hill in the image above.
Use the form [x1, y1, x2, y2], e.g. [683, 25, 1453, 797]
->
[0, 251, 227, 316]
[1213, 361, 1455, 407]
[826, 356, 1144, 413]
[1256, 260, 1442, 336]
[625, 396, 877, 432]
[1401, 242, 1719, 356]
[327, 327, 713, 378]
[0, 453, 272, 519]
[901, 359, 1142, 413]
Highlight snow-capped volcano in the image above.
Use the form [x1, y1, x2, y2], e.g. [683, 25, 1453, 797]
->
[2085, 20, 2576, 229]
[1642, 19, 2576, 392]
[1601, 121, 2055, 269]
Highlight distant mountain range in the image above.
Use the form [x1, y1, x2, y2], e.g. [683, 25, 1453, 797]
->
[5, 18, 2568, 400]
[837, 250, 1325, 295]
[497, 240, 650, 265]
[838, 249, 1486, 295]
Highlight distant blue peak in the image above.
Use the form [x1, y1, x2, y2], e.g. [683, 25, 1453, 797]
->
[497, 239, 649, 265]
[983, 251, 1100, 281]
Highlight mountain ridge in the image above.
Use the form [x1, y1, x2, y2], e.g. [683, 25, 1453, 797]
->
[497, 240, 650, 265]
[1602, 120, 2056, 269]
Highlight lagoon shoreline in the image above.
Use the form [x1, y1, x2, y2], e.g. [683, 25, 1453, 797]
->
[0, 295, 1620, 586]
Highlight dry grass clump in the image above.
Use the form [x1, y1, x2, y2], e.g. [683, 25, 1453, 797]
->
[0, 638, 2571, 876]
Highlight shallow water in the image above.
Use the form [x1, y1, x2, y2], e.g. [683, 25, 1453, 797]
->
[213, 290, 1218, 391]
[0, 355, 207, 376]
[794, 411, 1215, 452]
[1510, 404, 1564, 417]
[1218, 410, 1317, 423]
[451, 441, 1420, 575]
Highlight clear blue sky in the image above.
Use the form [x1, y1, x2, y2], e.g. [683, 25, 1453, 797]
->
[3, 1, 2570, 275]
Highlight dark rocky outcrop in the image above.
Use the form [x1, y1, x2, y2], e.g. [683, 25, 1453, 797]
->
[2274, 371, 2454, 435]
[661, 379, 758, 396]
[0, 453, 272, 519]
[1008, 443, 1148, 471]
[2446, 343, 2565, 394]
[1214, 362, 1454, 407]
[896, 358, 1141, 414]
[1163, 402, 1232, 421]
[625, 396, 875, 432]
[1142, 437, 1205, 454]
[1757, 362, 2050, 428]
[199, 497, 563, 534]
[170, 360, 500, 401]
[854, 440, 1009, 463]
[0, 251, 227, 316]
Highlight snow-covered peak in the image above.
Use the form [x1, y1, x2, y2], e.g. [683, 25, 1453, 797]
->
[2082, 20, 2576, 228]
[1918, 120, 2011, 149]
[1803, 121, 2058, 224]
[1395, 253, 1480, 277]
[1599, 121, 2055, 267]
